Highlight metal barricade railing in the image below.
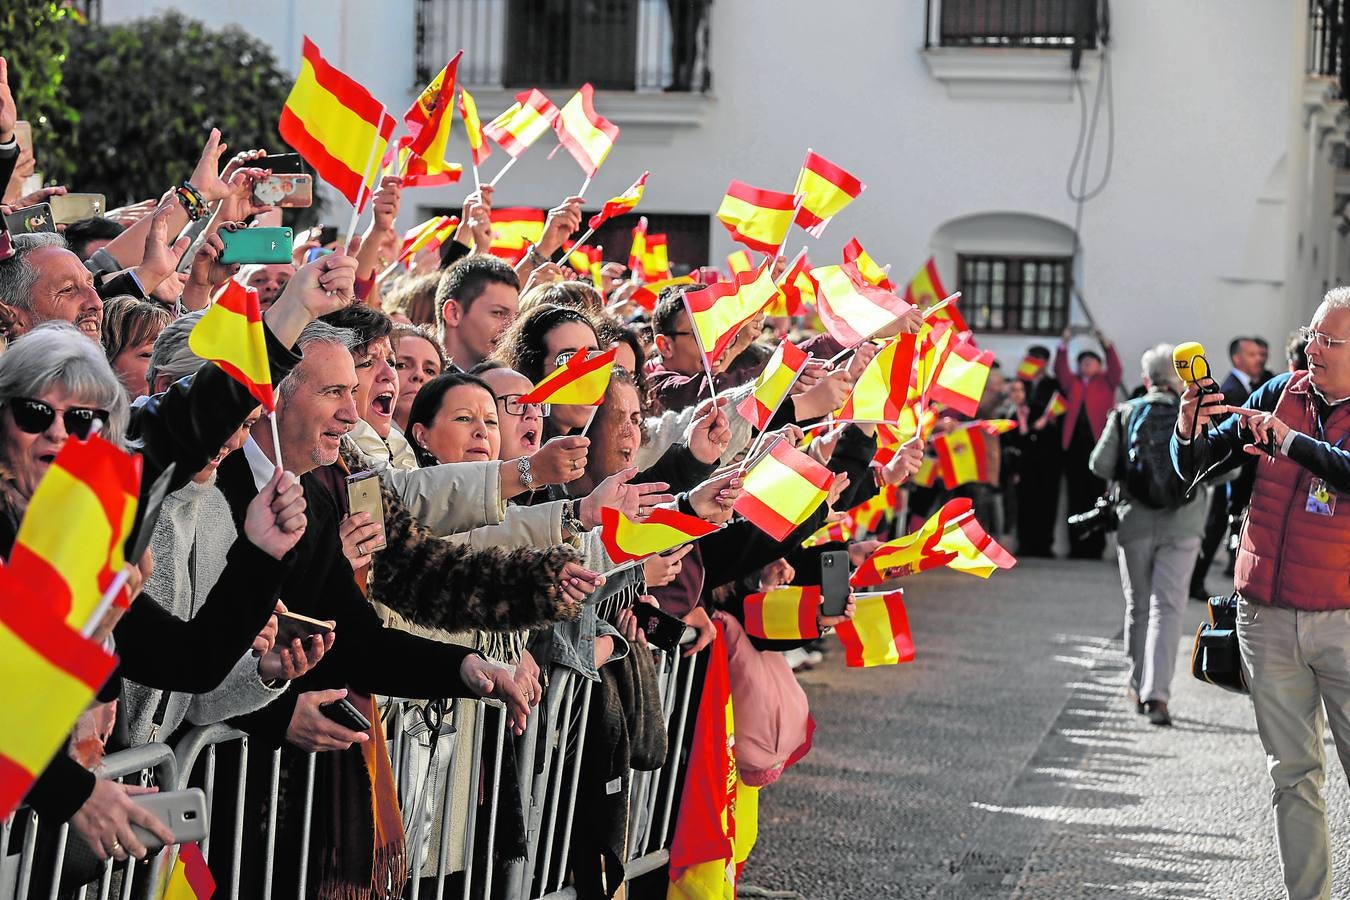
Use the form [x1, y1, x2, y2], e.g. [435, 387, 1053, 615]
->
[1, 742, 177, 900]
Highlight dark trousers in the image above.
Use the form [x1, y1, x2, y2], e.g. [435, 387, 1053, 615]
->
[1065, 417, 1107, 559]
[1190, 485, 1229, 594]
[1016, 433, 1062, 557]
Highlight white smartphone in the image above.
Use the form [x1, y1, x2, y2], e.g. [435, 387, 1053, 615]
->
[128, 788, 208, 851]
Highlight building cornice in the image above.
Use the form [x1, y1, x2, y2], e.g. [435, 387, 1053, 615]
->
[921, 47, 1100, 102]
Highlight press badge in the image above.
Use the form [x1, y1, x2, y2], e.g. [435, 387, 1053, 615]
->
[1307, 478, 1337, 516]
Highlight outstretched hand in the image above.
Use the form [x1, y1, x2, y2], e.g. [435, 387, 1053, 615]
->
[0, 58, 16, 144]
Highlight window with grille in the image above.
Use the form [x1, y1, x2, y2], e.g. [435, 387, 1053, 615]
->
[931, 0, 1099, 49]
[958, 255, 1072, 335]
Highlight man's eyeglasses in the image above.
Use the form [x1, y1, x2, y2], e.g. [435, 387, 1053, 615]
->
[496, 394, 549, 417]
[7, 398, 109, 439]
[1299, 326, 1350, 350]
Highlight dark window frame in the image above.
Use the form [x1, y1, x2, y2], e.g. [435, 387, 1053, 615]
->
[926, 0, 1099, 50]
[957, 253, 1073, 335]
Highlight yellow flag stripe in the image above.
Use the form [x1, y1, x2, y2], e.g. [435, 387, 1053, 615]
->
[761, 589, 807, 639]
[816, 266, 900, 338]
[558, 95, 615, 169]
[716, 194, 794, 246]
[744, 450, 828, 523]
[795, 168, 855, 220]
[852, 596, 902, 666]
[286, 56, 389, 183]
[189, 304, 271, 388]
[15, 466, 115, 626]
[0, 621, 104, 774]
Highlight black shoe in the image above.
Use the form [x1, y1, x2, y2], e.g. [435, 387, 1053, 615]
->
[1145, 700, 1172, 726]
[1189, 583, 1209, 603]
[1126, 688, 1145, 715]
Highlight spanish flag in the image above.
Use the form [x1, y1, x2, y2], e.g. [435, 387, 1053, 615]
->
[0, 570, 116, 818]
[841, 238, 897, 291]
[685, 264, 778, 364]
[630, 276, 695, 313]
[280, 37, 397, 208]
[926, 331, 995, 417]
[1045, 391, 1067, 418]
[766, 251, 815, 318]
[726, 249, 752, 276]
[836, 590, 914, 668]
[902, 257, 950, 311]
[392, 134, 463, 187]
[566, 243, 602, 275]
[487, 207, 546, 263]
[836, 333, 920, 423]
[519, 346, 617, 407]
[743, 586, 821, 641]
[458, 87, 491, 166]
[642, 233, 671, 280]
[734, 441, 834, 542]
[793, 150, 865, 237]
[600, 506, 717, 565]
[934, 425, 990, 488]
[484, 88, 559, 157]
[802, 517, 854, 548]
[553, 83, 620, 177]
[403, 51, 461, 158]
[398, 215, 458, 265]
[812, 264, 914, 348]
[1016, 354, 1047, 380]
[628, 216, 648, 274]
[850, 484, 900, 533]
[851, 498, 1015, 586]
[190, 281, 275, 412]
[736, 338, 810, 430]
[910, 454, 941, 488]
[159, 842, 215, 900]
[588, 171, 648, 229]
[716, 181, 796, 254]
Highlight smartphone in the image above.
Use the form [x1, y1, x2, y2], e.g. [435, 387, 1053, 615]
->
[13, 120, 31, 154]
[48, 192, 106, 225]
[274, 610, 335, 646]
[252, 173, 313, 208]
[321, 696, 372, 732]
[261, 152, 306, 174]
[631, 601, 689, 653]
[305, 247, 334, 264]
[128, 789, 208, 851]
[346, 470, 386, 551]
[316, 225, 339, 247]
[219, 226, 294, 265]
[3, 203, 54, 234]
[819, 549, 850, 618]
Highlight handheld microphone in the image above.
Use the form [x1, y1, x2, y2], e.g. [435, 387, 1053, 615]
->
[1172, 342, 1222, 394]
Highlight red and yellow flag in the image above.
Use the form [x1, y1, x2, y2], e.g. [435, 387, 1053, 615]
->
[685, 264, 778, 364]
[849, 484, 901, 533]
[630, 276, 695, 313]
[519, 346, 617, 407]
[1045, 391, 1067, 418]
[487, 207, 546, 263]
[159, 842, 216, 900]
[1016, 354, 1047, 380]
[837, 333, 920, 423]
[391, 134, 464, 187]
[812, 264, 914, 347]
[734, 441, 834, 541]
[600, 506, 717, 565]
[902, 257, 951, 311]
[851, 498, 1016, 586]
[793, 150, 865, 237]
[934, 425, 991, 488]
[484, 88, 559, 157]
[743, 586, 821, 641]
[398, 215, 459, 266]
[716, 181, 796, 254]
[726, 250, 753, 276]
[767, 251, 816, 318]
[280, 37, 396, 208]
[0, 570, 117, 818]
[403, 51, 461, 157]
[836, 590, 914, 668]
[802, 517, 855, 548]
[642, 233, 671, 280]
[457, 87, 491, 166]
[553, 83, 619, 176]
[926, 331, 995, 417]
[589, 171, 648, 229]
[190, 281, 275, 412]
[841, 238, 897, 291]
[628, 216, 648, 273]
[911, 454, 941, 488]
[736, 338, 810, 430]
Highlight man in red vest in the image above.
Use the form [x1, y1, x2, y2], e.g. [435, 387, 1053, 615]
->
[1173, 288, 1350, 900]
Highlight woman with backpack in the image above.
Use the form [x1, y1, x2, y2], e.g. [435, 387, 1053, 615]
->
[1089, 343, 1210, 726]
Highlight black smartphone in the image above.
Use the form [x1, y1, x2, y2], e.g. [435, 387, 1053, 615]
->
[275, 610, 335, 646]
[262, 152, 306, 174]
[4, 203, 55, 234]
[819, 549, 850, 618]
[321, 696, 371, 732]
[316, 225, 339, 247]
[631, 601, 687, 653]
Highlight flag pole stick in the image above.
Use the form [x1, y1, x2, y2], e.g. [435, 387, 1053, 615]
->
[342, 123, 386, 255]
[81, 566, 133, 638]
[268, 408, 285, 473]
[682, 294, 721, 409]
[578, 174, 593, 198]
[738, 358, 810, 472]
[579, 405, 600, 438]
[851, 590, 902, 600]
[472, 162, 481, 191]
[489, 156, 519, 188]
[597, 558, 643, 580]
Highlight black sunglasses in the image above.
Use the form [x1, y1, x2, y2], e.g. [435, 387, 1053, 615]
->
[8, 398, 110, 440]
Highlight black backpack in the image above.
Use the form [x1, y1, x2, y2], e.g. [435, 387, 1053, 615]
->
[1118, 396, 1192, 510]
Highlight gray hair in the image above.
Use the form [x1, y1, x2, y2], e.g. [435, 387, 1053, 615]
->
[1142, 343, 1181, 392]
[147, 310, 207, 388]
[277, 320, 358, 403]
[0, 233, 69, 312]
[0, 321, 130, 446]
[1317, 286, 1350, 317]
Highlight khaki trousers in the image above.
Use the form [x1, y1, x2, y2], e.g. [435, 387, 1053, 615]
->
[1238, 599, 1350, 900]
[1117, 535, 1199, 703]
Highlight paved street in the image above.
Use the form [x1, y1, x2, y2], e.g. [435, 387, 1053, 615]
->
[740, 558, 1350, 899]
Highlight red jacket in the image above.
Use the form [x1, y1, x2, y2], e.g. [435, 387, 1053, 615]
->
[1236, 373, 1350, 610]
[1053, 342, 1122, 449]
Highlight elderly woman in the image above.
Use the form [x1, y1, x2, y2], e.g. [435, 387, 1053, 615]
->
[0, 323, 307, 864]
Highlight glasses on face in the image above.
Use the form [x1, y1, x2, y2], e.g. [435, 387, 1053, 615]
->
[496, 394, 549, 417]
[1299, 326, 1350, 350]
[7, 397, 110, 439]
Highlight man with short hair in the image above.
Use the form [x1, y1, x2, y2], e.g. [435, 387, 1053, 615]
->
[1174, 287, 1350, 899]
[63, 215, 124, 262]
[242, 262, 295, 312]
[435, 254, 520, 370]
[0, 232, 103, 340]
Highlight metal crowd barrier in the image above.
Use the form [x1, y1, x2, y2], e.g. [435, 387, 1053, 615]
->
[1, 641, 703, 900]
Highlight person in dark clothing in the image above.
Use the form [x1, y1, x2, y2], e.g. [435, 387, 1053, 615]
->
[1054, 329, 1123, 559]
[1017, 344, 1063, 557]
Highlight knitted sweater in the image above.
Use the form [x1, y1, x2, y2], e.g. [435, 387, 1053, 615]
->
[120, 476, 287, 744]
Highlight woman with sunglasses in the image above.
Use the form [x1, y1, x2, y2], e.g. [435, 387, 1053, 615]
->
[0, 323, 310, 866]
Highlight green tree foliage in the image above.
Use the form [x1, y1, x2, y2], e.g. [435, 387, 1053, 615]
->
[0, 1, 80, 181]
[55, 10, 290, 205]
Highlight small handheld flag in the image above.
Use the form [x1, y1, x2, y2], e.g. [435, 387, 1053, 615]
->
[685, 264, 778, 365]
[793, 150, 865, 237]
[850, 498, 1015, 586]
[836, 590, 914, 668]
[733, 441, 834, 541]
[519, 346, 617, 407]
[736, 338, 810, 430]
[553, 84, 620, 179]
[588, 171, 648, 229]
[599, 506, 717, 565]
[743, 586, 822, 640]
[716, 181, 797, 255]
[189, 281, 275, 412]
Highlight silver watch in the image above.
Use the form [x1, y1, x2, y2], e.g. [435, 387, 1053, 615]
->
[517, 455, 534, 489]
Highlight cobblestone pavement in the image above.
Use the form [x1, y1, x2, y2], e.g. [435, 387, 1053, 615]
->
[739, 558, 1350, 899]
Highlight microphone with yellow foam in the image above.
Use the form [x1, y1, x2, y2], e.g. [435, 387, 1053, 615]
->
[1172, 341, 1222, 394]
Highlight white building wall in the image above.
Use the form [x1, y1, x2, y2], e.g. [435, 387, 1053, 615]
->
[101, 0, 1344, 384]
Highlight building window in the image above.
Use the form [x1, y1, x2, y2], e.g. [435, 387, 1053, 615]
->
[926, 0, 1098, 49]
[958, 255, 1072, 335]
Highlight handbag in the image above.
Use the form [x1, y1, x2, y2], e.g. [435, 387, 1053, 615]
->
[1190, 593, 1249, 694]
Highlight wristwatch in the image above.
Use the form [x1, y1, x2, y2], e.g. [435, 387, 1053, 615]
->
[516, 455, 534, 490]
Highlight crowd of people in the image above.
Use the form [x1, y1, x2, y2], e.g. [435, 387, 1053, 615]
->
[2, 42, 1349, 899]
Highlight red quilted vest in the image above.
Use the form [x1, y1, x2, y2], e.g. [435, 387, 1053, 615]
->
[1236, 373, 1350, 610]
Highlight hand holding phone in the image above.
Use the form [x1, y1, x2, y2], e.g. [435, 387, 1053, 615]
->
[819, 549, 850, 618]
[128, 789, 208, 852]
[321, 696, 372, 732]
[219, 226, 294, 265]
[630, 601, 690, 653]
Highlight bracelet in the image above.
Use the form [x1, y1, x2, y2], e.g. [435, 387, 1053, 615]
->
[175, 181, 209, 221]
[525, 243, 548, 268]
